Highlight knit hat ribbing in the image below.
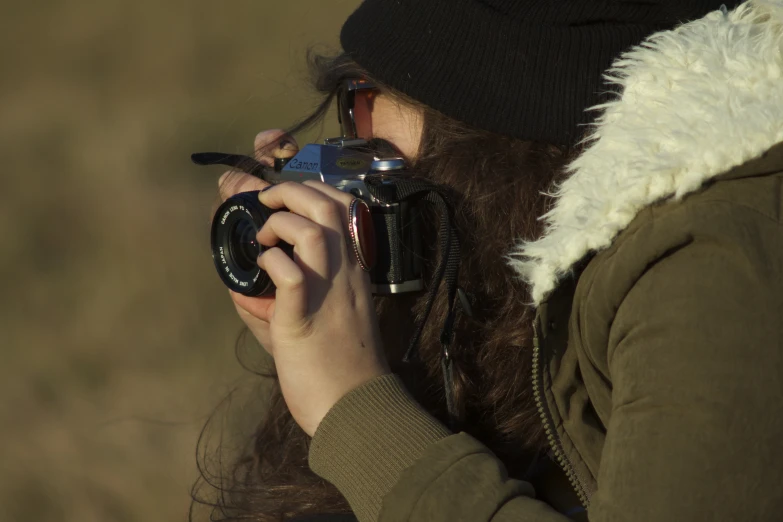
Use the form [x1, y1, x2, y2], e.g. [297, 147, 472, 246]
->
[340, 0, 741, 146]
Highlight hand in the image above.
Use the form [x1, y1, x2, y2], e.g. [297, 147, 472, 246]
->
[219, 129, 292, 353]
[222, 130, 390, 436]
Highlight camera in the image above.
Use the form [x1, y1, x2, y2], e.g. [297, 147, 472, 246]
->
[205, 137, 425, 297]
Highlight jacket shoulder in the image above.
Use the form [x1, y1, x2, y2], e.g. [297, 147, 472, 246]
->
[572, 171, 783, 374]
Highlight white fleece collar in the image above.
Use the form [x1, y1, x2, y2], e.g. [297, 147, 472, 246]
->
[509, 0, 783, 306]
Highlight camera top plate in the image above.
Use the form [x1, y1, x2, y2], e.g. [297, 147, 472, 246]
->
[264, 138, 406, 203]
[266, 140, 377, 184]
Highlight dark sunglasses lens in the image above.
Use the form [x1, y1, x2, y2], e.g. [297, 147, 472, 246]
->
[337, 88, 356, 138]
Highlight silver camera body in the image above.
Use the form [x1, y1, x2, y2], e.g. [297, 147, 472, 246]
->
[271, 137, 425, 294]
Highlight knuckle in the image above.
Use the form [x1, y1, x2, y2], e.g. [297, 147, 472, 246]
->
[264, 212, 283, 229]
[272, 181, 293, 194]
[258, 214, 280, 239]
[300, 226, 326, 249]
[338, 191, 356, 205]
[281, 272, 305, 292]
[313, 199, 340, 222]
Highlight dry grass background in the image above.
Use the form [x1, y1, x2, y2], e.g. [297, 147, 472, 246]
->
[0, 1, 360, 520]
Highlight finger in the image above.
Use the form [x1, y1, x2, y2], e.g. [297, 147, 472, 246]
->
[257, 246, 309, 326]
[218, 170, 269, 201]
[257, 212, 331, 279]
[255, 129, 299, 165]
[296, 181, 366, 271]
[301, 180, 356, 208]
[230, 291, 275, 354]
[230, 290, 276, 324]
[258, 182, 345, 232]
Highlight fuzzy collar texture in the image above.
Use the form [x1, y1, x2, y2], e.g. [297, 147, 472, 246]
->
[509, 0, 783, 306]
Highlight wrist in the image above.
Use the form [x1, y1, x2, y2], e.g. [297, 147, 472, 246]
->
[309, 374, 451, 520]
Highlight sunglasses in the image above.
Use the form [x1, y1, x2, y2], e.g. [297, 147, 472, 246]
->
[337, 78, 378, 139]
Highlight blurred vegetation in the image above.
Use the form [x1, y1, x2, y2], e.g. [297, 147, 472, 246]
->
[0, 1, 359, 520]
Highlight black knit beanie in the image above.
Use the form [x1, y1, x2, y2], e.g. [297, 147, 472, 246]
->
[341, 0, 740, 146]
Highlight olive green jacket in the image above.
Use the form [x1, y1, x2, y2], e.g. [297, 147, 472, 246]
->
[309, 2, 783, 521]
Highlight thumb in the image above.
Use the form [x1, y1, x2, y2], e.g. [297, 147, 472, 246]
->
[231, 292, 275, 354]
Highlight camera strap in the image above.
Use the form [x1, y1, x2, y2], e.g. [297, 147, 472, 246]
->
[191, 152, 268, 178]
[365, 176, 464, 431]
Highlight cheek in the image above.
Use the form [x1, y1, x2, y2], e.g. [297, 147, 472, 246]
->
[371, 100, 423, 160]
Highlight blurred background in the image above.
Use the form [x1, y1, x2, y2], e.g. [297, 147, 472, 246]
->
[0, 1, 360, 520]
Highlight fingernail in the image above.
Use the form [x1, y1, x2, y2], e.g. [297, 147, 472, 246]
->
[278, 139, 296, 151]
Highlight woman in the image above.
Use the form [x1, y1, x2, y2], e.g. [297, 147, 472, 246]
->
[201, 0, 783, 520]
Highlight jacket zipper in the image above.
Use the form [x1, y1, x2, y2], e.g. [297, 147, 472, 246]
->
[532, 318, 590, 508]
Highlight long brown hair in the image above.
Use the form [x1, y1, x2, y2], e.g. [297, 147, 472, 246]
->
[191, 52, 578, 521]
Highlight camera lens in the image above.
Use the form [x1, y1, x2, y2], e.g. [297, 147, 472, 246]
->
[210, 191, 290, 296]
[229, 219, 260, 272]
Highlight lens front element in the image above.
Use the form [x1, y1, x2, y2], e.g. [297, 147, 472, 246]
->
[210, 191, 276, 296]
[230, 219, 261, 272]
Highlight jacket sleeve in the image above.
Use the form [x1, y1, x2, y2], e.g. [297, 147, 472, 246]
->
[585, 205, 783, 521]
[309, 374, 573, 522]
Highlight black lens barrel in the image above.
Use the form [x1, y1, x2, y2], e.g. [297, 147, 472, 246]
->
[210, 191, 286, 296]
